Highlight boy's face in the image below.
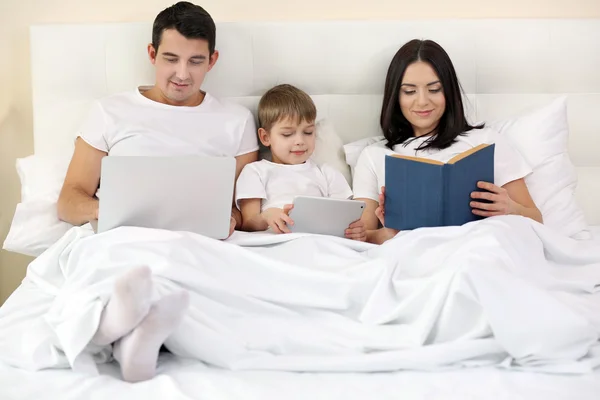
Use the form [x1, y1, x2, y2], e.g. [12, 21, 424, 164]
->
[148, 29, 218, 106]
[259, 118, 316, 165]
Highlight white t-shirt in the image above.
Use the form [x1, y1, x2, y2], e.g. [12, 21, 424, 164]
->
[235, 159, 353, 211]
[78, 88, 259, 157]
[353, 128, 532, 202]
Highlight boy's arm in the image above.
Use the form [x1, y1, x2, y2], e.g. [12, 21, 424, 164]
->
[239, 199, 269, 232]
[240, 200, 294, 233]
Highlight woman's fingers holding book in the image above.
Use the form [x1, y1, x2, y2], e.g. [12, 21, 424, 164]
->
[472, 209, 504, 217]
[471, 182, 513, 216]
[476, 181, 503, 193]
[376, 186, 387, 226]
[375, 205, 385, 226]
[470, 201, 501, 211]
[379, 186, 387, 206]
[470, 190, 496, 201]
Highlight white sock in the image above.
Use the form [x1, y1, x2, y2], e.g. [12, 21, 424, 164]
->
[92, 266, 153, 346]
[113, 290, 190, 383]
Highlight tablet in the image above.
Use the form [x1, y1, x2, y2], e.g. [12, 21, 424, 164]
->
[288, 196, 366, 237]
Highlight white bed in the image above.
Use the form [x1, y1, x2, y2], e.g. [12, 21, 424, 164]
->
[1, 235, 600, 400]
[1, 19, 600, 400]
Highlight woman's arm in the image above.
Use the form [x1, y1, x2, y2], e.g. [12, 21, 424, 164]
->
[470, 179, 543, 224]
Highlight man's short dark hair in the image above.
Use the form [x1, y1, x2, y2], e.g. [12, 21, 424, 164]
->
[152, 2, 216, 54]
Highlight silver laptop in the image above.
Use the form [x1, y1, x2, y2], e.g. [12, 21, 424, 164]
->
[97, 156, 236, 239]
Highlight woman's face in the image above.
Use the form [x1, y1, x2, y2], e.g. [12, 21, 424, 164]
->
[399, 61, 446, 137]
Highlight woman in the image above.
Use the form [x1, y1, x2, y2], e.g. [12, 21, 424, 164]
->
[348, 39, 542, 245]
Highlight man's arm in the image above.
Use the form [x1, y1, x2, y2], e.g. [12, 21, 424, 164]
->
[231, 151, 259, 229]
[57, 138, 107, 225]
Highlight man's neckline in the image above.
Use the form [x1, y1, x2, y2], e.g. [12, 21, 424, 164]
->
[136, 86, 210, 109]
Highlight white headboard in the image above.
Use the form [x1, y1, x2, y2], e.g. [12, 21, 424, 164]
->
[30, 20, 600, 224]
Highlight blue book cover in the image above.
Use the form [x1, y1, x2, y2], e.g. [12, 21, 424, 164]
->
[384, 143, 495, 231]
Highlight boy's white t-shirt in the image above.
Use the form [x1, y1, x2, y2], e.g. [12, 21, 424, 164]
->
[78, 88, 259, 157]
[236, 159, 353, 211]
[352, 128, 532, 202]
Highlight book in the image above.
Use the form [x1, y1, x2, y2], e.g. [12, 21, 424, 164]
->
[384, 143, 495, 231]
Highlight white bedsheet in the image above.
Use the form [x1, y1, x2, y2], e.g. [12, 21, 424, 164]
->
[1, 353, 600, 400]
[0, 219, 599, 399]
[1, 215, 599, 377]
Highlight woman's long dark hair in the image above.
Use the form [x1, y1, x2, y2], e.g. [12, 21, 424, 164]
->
[380, 39, 483, 150]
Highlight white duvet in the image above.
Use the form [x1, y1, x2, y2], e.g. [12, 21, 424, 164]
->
[1, 216, 599, 376]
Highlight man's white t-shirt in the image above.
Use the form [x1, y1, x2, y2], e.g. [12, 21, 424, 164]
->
[78, 88, 259, 157]
[235, 159, 353, 211]
[352, 128, 532, 202]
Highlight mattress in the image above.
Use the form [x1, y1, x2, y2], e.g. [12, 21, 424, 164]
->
[1, 227, 599, 400]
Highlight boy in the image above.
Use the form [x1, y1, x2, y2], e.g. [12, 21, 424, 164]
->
[235, 84, 365, 241]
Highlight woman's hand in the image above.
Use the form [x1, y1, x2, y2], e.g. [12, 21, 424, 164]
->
[261, 205, 294, 234]
[375, 186, 400, 235]
[345, 219, 367, 241]
[470, 181, 517, 217]
[375, 186, 387, 226]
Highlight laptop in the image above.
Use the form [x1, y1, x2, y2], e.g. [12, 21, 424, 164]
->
[97, 156, 236, 239]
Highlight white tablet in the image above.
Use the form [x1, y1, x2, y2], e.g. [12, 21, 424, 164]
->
[288, 196, 366, 237]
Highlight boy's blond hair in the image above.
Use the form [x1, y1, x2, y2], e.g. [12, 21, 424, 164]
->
[258, 84, 317, 131]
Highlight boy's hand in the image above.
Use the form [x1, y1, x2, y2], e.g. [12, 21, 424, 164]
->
[261, 206, 294, 234]
[345, 219, 366, 241]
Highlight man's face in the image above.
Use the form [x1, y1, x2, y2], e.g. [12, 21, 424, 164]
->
[148, 29, 218, 106]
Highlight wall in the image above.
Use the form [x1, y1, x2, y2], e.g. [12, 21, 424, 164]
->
[1, 0, 599, 303]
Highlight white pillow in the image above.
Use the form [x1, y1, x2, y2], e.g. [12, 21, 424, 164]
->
[3, 200, 73, 257]
[488, 96, 589, 238]
[16, 155, 70, 203]
[311, 119, 352, 184]
[343, 135, 385, 175]
[4, 155, 74, 256]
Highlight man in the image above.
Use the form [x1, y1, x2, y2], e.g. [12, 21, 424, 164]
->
[57, 1, 258, 237]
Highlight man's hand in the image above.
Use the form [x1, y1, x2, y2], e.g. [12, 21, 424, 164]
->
[226, 215, 237, 239]
[261, 205, 294, 234]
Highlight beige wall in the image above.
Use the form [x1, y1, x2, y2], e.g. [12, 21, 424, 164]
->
[1, 0, 599, 303]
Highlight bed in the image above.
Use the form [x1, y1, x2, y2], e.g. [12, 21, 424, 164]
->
[1, 19, 600, 400]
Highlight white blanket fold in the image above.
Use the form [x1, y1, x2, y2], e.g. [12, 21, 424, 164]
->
[1, 216, 599, 375]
